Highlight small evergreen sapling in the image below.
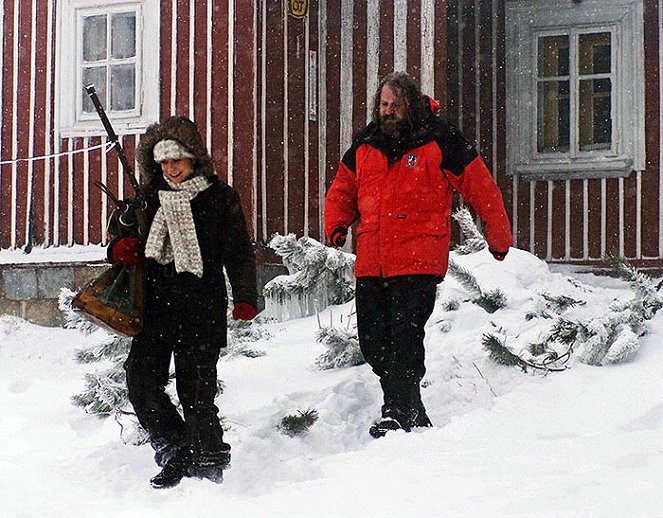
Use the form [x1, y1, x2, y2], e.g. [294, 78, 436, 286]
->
[277, 409, 319, 437]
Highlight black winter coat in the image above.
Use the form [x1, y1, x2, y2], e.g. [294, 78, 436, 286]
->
[141, 176, 257, 344]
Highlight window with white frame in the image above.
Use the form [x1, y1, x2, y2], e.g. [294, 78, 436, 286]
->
[505, 0, 645, 179]
[58, 0, 159, 136]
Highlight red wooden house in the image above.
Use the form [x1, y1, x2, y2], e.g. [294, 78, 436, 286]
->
[1, 0, 661, 271]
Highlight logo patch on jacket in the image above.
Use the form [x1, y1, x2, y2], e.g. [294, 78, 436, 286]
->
[406, 154, 418, 168]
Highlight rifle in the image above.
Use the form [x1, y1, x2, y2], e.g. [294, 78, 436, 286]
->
[71, 85, 146, 336]
[84, 83, 147, 238]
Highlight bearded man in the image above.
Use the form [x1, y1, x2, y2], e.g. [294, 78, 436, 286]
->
[324, 72, 512, 438]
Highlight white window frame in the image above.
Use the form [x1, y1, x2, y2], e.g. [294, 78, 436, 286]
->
[505, 0, 645, 180]
[57, 0, 160, 137]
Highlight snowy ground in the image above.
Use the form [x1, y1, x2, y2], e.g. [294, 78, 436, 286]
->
[2, 248, 663, 518]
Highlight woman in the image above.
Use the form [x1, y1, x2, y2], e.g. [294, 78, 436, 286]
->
[109, 116, 257, 489]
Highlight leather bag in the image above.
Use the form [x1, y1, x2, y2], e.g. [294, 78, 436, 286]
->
[72, 261, 144, 337]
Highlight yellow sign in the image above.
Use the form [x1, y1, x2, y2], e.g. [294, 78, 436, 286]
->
[288, 0, 308, 19]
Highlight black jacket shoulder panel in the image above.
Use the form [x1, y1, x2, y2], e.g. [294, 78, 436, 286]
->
[341, 123, 379, 173]
[431, 118, 478, 176]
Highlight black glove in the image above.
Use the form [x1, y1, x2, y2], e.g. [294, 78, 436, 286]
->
[330, 227, 348, 247]
[489, 248, 508, 262]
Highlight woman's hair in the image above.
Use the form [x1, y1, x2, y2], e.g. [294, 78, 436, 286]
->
[136, 115, 215, 186]
[370, 72, 428, 127]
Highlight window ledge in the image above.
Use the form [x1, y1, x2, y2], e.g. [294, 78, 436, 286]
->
[512, 156, 634, 180]
[59, 120, 152, 139]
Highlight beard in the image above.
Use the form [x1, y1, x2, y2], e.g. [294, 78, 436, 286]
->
[379, 115, 411, 139]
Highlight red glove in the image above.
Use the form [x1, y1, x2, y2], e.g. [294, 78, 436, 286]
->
[489, 248, 508, 262]
[232, 302, 257, 321]
[111, 237, 143, 265]
[329, 227, 347, 247]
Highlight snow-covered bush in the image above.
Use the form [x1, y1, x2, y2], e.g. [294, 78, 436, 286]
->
[263, 234, 355, 321]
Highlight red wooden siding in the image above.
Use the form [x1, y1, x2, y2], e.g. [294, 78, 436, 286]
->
[1, 0, 662, 271]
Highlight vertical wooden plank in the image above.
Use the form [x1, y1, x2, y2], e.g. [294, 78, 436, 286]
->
[352, 2, 368, 132]
[477, 0, 493, 163]
[532, 180, 548, 258]
[604, 179, 620, 256]
[192, 1, 209, 136]
[514, 180, 530, 251]
[211, 0, 229, 183]
[550, 180, 566, 260]
[445, 0, 459, 124]
[233, 0, 257, 237]
[585, 178, 602, 259]
[287, 8, 306, 236]
[86, 136, 103, 244]
[14, 0, 33, 248]
[175, 0, 191, 116]
[159, 1, 173, 120]
[460, 0, 476, 139]
[325, 0, 341, 190]
[378, 0, 394, 80]
[432, 0, 447, 109]
[307, 0, 321, 240]
[622, 173, 638, 258]
[569, 179, 584, 259]
[405, 0, 421, 83]
[264, 0, 285, 235]
[643, 0, 661, 258]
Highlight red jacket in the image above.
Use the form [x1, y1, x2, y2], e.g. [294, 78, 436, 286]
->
[324, 116, 512, 278]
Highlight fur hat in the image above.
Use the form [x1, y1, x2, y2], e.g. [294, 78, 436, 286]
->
[137, 116, 216, 187]
[153, 139, 195, 162]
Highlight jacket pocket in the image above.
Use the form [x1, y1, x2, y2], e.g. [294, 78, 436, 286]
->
[393, 212, 447, 236]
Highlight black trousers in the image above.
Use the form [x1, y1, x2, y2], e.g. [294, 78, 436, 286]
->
[124, 322, 229, 464]
[355, 275, 438, 410]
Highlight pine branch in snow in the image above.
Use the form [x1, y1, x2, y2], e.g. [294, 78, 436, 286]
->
[603, 324, 641, 364]
[545, 256, 663, 366]
[447, 260, 507, 313]
[476, 289, 507, 314]
[447, 260, 481, 297]
[605, 252, 663, 319]
[74, 336, 131, 363]
[440, 299, 461, 312]
[59, 288, 100, 336]
[541, 293, 585, 313]
[482, 333, 523, 367]
[452, 205, 487, 255]
[315, 326, 365, 370]
[277, 409, 319, 437]
[71, 366, 127, 416]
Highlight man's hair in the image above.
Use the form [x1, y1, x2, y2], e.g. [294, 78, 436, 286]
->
[371, 72, 428, 126]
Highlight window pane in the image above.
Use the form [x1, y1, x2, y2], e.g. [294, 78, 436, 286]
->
[538, 35, 569, 78]
[579, 78, 612, 150]
[82, 67, 107, 112]
[111, 12, 136, 59]
[83, 15, 107, 62]
[579, 32, 611, 75]
[111, 65, 136, 111]
[537, 81, 570, 153]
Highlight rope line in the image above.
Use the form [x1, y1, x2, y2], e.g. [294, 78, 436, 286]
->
[0, 141, 116, 167]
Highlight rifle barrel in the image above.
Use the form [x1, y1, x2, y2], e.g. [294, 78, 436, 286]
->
[84, 84, 140, 193]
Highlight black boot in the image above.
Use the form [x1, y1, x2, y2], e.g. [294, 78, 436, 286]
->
[150, 447, 192, 489]
[187, 450, 231, 484]
[369, 405, 416, 438]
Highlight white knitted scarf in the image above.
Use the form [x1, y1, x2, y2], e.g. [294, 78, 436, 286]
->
[144, 175, 210, 278]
